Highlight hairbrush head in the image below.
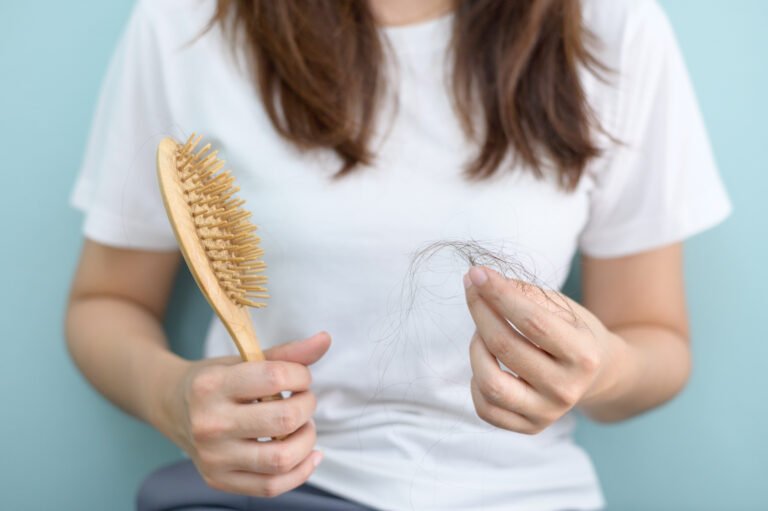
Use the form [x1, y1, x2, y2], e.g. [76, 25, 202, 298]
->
[157, 134, 269, 324]
[173, 134, 269, 308]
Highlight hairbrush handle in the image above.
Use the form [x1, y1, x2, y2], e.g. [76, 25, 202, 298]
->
[227, 306, 286, 404]
[225, 304, 287, 440]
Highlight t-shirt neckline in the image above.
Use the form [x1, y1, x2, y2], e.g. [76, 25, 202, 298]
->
[378, 12, 454, 54]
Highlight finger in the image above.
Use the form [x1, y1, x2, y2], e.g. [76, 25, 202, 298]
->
[465, 284, 558, 387]
[223, 361, 313, 401]
[234, 391, 317, 438]
[263, 331, 332, 366]
[242, 420, 318, 475]
[470, 378, 542, 435]
[468, 334, 545, 415]
[213, 449, 323, 498]
[465, 266, 574, 360]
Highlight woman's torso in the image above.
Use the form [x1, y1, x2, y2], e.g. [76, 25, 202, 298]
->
[137, 0, 638, 508]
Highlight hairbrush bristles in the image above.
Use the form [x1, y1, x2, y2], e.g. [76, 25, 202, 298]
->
[175, 133, 268, 308]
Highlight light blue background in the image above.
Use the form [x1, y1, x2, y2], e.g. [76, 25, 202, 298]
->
[1, 1, 765, 509]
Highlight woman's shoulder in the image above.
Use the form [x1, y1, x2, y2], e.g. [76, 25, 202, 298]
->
[582, 0, 671, 63]
[135, 0, 216, 18]
[132, 0, 218, 43]
[579, 0, 679, 125]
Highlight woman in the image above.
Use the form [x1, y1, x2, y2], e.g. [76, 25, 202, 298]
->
[66, 0, 732, 510]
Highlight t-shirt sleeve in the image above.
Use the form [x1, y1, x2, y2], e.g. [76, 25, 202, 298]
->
[69, 1, 182, 251]
[577, 0, 733, 258]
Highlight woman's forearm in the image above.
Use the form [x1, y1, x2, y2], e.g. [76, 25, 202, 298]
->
[64, 296, 189, 435]
[578, 325, 691, 423]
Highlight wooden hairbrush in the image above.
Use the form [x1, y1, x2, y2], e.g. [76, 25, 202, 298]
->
[156, 134, 284, 410]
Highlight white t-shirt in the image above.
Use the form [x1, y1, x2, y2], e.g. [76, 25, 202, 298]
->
[70, 0, 732, 509]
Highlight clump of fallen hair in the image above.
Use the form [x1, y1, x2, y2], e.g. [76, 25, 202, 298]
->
[404, 239, 580, 324]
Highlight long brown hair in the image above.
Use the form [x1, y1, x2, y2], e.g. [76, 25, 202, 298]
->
[211, 0, 603, 191]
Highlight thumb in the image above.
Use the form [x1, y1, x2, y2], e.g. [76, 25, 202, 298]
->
[263, 331, 332, 366]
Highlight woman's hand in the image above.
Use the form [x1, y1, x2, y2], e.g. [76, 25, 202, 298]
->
[463, 266, 630, 434]
[158, 331, 331, 497]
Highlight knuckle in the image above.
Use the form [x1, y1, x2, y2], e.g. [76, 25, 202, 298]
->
[263, 363, 288, 393]
[486, 332, 512, 359]
[478, 376, 506, 406]
[475, 403, 494, 424]
[576, 351, 600, 373]
[537, 377, 562, 402]
[471, 382, 491, 418]
[519, 422, 546, 435]
[191, 369, 224, 398]
[259, 477, 283, 498]
[191, 415, 233, 442]
[522, 311, 549, 338]
[268, 449, 293, 474]
[274, 406, 301, 434]
[552, 383, 580, 407]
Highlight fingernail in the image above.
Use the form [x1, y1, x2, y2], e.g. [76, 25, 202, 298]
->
[463, 273, 472, 289]
[313, 451, 324, 467]
[469, 266, 488, 287]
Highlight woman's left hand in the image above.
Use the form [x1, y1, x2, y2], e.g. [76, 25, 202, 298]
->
[463, 265, 629, 434]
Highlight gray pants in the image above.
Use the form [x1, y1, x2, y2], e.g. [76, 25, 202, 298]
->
[136, 459, 379, 511]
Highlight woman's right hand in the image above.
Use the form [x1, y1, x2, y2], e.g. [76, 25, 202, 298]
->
[160, 331, 332, 497]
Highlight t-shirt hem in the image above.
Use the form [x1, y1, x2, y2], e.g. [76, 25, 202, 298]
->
[307, 447, 605, 511]
[308, 470, 605, 511]
[69, 177, 95, 213]
[82, 212, 179, 251]
[70, 172, 179, 250]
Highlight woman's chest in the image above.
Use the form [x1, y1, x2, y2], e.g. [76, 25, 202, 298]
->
[168, 40, 594, 292]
